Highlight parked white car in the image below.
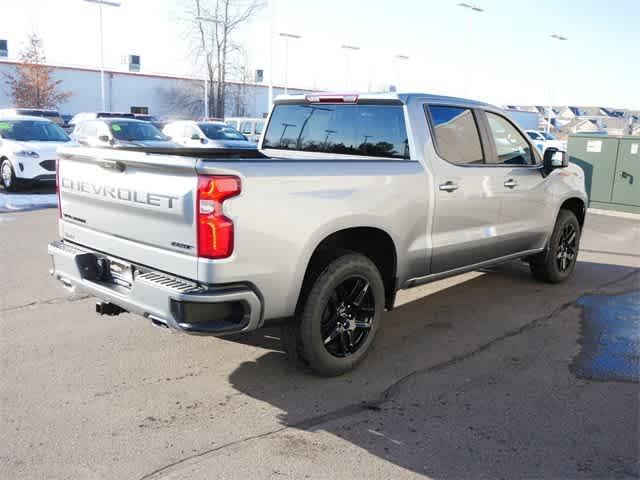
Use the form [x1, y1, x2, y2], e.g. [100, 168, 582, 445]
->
[71, 118, 178, 148]
[0, 108, 65, 127]
[162, 120, 256, 149]
[224, 117, 265, 143]
[525, 130, 567, 154]
[0, 116, 71, 191]
[67, 112, 136, 132]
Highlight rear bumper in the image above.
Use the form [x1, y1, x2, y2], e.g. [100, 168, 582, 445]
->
[48, 240, 263, 335]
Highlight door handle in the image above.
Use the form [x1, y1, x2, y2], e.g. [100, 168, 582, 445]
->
[619, 171, 634, 184]
[439, 181, 459, 192]
[98, 160, 125, 172]
[504, 178, 518, 189]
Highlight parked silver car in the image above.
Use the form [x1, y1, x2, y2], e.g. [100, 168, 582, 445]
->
[163, 120, 256, 149]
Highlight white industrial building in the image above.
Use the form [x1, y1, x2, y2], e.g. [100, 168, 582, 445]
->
[0, 59, 310, 119]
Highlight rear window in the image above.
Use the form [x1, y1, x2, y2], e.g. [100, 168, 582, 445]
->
[263, 104, 409, 159]
[98, 113, 136, 119]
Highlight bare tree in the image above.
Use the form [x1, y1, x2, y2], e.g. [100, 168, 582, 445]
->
[227, 49, 252, 116]
[157, 81, 204, 118]
[3, 34, 72, 109]
[190, 0, 264, 118]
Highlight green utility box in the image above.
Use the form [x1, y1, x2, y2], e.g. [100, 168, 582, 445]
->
[568, 134, 640, 214]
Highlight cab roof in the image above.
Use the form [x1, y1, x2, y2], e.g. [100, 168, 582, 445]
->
[274, 91, 493, 109]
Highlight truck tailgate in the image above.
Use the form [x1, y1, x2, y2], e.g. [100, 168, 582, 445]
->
[57, 147, 199, 279]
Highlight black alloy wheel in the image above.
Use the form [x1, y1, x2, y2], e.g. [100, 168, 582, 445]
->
[321, 276, 375, 358]
[556, 223, 578, 272]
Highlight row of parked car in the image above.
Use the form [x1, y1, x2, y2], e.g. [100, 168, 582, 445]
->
[0, 109, 265, 191]
[0, 108, 266, 140]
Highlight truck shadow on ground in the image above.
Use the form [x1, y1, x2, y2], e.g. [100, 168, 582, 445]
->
[224, 260, 639, 478]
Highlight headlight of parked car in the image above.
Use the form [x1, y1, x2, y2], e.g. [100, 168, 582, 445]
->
[14, 150, 40, 158]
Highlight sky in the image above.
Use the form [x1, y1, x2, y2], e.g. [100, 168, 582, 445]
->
[1, 0, 639, 109]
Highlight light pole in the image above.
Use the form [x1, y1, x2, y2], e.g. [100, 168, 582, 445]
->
[195, 15, 222, 119]
[457, 2, 484, 97]
[393, 54, 409, 91]
[84, 0, 121, 112]
[547, 33, 568, 133]
[268, 0, 275, 111]
[341, 44, 360, 90]
[280, 32, 302, 95]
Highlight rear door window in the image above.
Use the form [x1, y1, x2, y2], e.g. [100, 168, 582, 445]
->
[263, 104, 409, 159]
[427, 105, 484, 165]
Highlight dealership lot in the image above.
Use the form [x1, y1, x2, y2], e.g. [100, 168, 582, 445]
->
[0, 208, 638, 479]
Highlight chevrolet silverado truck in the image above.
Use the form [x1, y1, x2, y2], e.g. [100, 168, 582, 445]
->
[49, 92, 587, 376]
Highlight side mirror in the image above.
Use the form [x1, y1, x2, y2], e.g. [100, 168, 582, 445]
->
[98, 135, 110, 143]
[200, 137, 208, 144]
[543, 147, 568, 172]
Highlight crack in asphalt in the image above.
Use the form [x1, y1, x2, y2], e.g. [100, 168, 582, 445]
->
[139, 269, 639, 480]
[0, 293, 90, 314]
[581, 248, 640, 259]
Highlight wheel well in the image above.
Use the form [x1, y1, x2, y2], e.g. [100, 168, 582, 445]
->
[560, 198, 586, 226]
[297, 227, 398, 312]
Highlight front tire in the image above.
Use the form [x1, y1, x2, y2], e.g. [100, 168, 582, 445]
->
[1, 159, 18, 192]
[530, 209, 581, 283]
[285, 252, 385, 376]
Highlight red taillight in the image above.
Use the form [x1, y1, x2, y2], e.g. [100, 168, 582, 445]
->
[197, 175, 241, 259]
[55, 158, 61, 218]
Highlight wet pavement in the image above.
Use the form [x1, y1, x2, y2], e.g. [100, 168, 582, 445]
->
[1, 209, 639, 479]
[572, 291, 640, 383]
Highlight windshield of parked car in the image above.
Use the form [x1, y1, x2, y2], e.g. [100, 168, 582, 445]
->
[263, 103, 410, 159]
[0, 120, 70, 141]
[198, 123, 247, 141]
[109, 121, 168, 141]
[541, 132, 557, 140]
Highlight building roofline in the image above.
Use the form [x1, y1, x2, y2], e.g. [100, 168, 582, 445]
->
[0, 58, 313, 91]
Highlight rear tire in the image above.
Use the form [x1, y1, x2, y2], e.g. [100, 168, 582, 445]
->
[530, 209, 581, 283]
[1, 159, 18, 192]
[284, 252, 385, 376]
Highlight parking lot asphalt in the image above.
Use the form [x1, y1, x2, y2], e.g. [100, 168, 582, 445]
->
[1, 208, 638, 480]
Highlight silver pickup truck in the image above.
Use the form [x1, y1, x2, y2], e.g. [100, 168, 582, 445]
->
[49, 92, 587, 376]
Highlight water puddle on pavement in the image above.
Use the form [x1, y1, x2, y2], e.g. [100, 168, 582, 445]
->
[572, 291, 640, 383]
